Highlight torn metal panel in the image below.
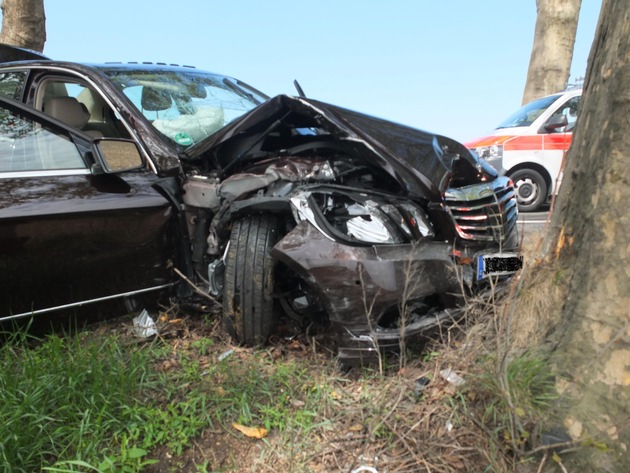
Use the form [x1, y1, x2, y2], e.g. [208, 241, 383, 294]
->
[187, 95, 496, 200]
[271, 221, 461, 331]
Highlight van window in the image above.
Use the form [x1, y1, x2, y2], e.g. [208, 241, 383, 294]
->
[548, 96, 580, 132]
[496, 94, 562, 129]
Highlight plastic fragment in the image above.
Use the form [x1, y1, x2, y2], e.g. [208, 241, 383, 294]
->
[351, 467, 378, 473]
[414, 376, 431, 398]
[132, 309, 158, 338]
[439, 368, 465, 386]
[218, 349, 234, 361]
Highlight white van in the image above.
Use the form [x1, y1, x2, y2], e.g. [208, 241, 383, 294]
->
[465, 89, 581, 211]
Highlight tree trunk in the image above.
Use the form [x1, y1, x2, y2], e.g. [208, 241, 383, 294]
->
[0, 0, 46, 52]
[522, 0, 582, 104]
[537, 0, 630, 470]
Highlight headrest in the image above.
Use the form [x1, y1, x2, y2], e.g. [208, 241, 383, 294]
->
[44, 96, 90, 128]
[188, 82, 207, 99]
[141, 87, 172, 111]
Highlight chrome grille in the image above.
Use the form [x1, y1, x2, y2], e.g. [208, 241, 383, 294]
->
[444, 176, 518, 242]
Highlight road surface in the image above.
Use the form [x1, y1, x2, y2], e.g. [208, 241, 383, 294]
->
[518, 211, 548, 234]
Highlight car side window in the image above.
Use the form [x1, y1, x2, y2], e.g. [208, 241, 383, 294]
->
[37, 79, 130, 138]
[0, 71, 27, 100]
[0, 105, 85, 172]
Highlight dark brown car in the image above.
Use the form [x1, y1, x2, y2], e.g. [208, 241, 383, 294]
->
[0, 45, 520, 363]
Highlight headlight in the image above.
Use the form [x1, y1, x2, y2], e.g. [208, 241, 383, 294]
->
[290, 191, 434, 244]
[346, 211, 395, 243]
[473, 144, 503, 160]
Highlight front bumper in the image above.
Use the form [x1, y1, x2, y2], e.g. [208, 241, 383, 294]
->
[271, 221, 465, 364]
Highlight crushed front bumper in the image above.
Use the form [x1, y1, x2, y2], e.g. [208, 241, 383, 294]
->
[271, 221, 465, 364]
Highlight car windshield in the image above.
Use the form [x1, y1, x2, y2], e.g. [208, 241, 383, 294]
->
[99, 67, 268, 146]
[496, 94, 562, 129]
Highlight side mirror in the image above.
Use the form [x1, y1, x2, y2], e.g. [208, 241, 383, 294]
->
[543, 114, 568, 133]
[91, 138, 143, 173]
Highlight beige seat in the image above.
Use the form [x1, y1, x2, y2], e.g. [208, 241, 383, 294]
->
[43, 96, 103, 138]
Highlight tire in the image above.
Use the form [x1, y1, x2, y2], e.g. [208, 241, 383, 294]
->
[223, 214, 279, 345]
[509, 168, 548, 212]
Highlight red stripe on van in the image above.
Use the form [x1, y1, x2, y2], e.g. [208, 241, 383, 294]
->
[466, 133, 573, 152]
[503, 135, 543, 151]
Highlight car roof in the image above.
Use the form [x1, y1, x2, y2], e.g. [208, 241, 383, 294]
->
[0, 43, 211, 75]
[0, 43, 49, 62]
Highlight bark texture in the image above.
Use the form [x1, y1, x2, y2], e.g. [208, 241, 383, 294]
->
[541, 0, 630, 469]
[522, 0, 582, 104]
[0, 0, 46, 52]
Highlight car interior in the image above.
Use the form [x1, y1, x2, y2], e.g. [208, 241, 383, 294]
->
[38, 79, 130, 138]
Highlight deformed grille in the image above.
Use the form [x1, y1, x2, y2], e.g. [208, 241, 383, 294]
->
[444, 176, 518, 243]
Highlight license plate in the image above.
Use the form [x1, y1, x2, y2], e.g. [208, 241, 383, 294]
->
[476, 253, 523, 280]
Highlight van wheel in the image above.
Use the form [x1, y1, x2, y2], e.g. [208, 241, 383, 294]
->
[223, 214, 279, 345]
[510, 169, 547, 212]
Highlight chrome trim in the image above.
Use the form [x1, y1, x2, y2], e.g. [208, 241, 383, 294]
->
[445, 176, 518, 243]
[0, 168, 90, 179]
[0, 283, 175, 323]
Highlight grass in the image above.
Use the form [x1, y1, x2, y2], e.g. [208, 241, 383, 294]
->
[0, 233, 564, 472]
[0, 318, 344, 472]
[465, 353, 558, 456]
[0, 329, 161, 472]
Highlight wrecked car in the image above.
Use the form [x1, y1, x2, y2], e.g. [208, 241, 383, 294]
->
[0, 44, 519, 363]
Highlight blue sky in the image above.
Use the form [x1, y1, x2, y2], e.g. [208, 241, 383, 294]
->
[32, 0, 602, 143]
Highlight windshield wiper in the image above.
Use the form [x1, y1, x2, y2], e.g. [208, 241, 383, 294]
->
[222, 78, 261, 104]
[293, 79, 306, 98]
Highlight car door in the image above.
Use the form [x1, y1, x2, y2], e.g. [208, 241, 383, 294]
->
[0, 97, 176, 320]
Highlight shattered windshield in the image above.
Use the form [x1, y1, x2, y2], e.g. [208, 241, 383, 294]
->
[100, 67, 267, 146]
[496, 93, 561, 129]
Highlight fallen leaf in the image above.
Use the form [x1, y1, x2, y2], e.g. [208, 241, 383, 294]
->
[287, 340, 303, 351]
[232, 423, 268, 439]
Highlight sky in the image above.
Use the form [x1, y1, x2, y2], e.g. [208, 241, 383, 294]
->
[17, 0, 602, 143]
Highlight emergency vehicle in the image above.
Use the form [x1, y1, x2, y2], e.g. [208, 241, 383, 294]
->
[465, 88, 581, 211]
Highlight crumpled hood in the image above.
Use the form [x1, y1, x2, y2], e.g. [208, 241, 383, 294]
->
[186, 95, 494, 200]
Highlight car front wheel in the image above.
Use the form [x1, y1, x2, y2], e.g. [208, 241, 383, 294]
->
[510, 168, 548, 212]
[223, 214, 279, 345]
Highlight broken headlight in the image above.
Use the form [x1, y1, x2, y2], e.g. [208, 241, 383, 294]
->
[290, 191, 434, 244]
[473, 144, 503, 160]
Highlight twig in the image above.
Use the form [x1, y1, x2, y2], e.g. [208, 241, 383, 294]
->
[557, 457, 569, 473]
[382, 416, 433, 472]
[524, 439, 577, 456]
[367, 384, 406, 443]
[174, 267, 221, 306]
[536, 452, 548, 473]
